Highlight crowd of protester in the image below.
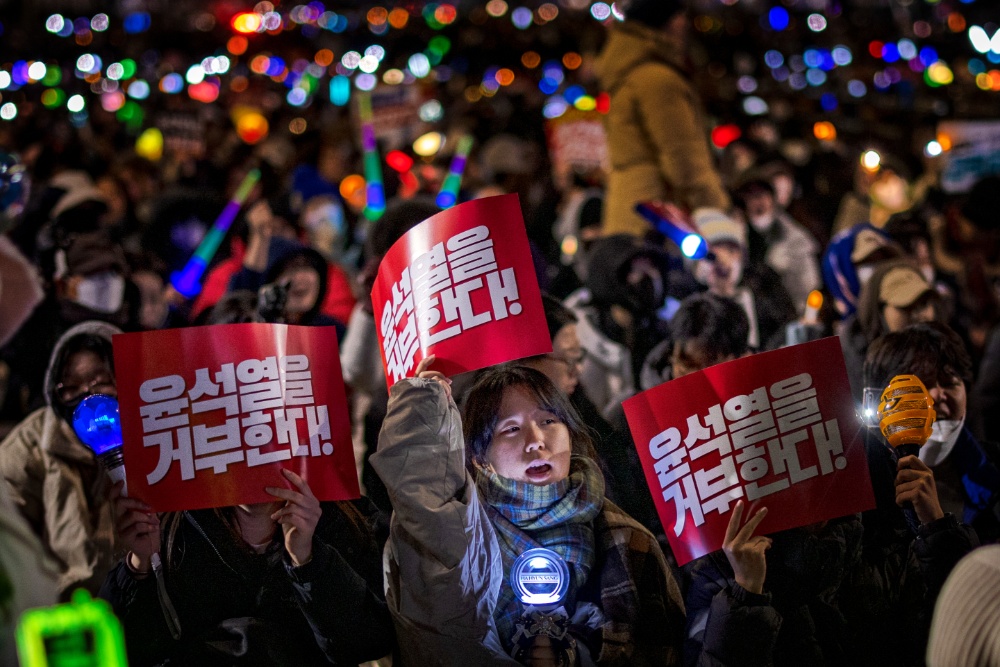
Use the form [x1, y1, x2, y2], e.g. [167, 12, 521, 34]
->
[0, 1, 998, 665]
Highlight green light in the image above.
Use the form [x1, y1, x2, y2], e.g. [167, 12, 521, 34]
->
[16, 589, 127, 667]
[428, 36, 451, 56]
[41, 89, 65, 108]
[42, 66, 62, 86]
[120, 59, 137, 80]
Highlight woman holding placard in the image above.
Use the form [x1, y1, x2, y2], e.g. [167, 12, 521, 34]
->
[101, 470, 394, 666]
[372, 358, 685, 666]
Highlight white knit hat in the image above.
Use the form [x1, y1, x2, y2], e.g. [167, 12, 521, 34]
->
[927, 544, 1000, 667]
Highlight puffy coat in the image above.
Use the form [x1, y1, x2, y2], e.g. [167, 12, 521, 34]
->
[371, 378, 686, 667]
[0, 321, 120, 598]
[596, 21, 730, 237]
[100, 500, 393, 666]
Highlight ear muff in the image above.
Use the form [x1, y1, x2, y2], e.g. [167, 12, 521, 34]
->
[878, 374, 936, 448]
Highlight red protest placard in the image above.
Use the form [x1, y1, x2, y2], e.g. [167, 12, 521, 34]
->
[113, 323, 359, 512]
[623, 337, 875, 567]
[371, 194, 551, 385]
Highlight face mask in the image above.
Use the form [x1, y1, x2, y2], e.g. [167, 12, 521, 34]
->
[856, 265, 875, 286]
[919, 416, 965, 468]
[748, 213, 774, 232]
[73, 271, 125, 314]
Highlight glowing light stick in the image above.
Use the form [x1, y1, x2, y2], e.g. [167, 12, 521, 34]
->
[358, 93, 386, 221]
[16, 590, 128, 667]
[509, 548, 574, 662]
[170, 168, 261, 298]
[72, 394, 126, 494]
[804, 290, 823, 325]
[436, 135, 474, 209]
[635, 201, 711, 259]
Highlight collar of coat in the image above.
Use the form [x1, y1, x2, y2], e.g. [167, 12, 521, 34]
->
[602, 20, 687, 81]
[41, 407, 98, 465]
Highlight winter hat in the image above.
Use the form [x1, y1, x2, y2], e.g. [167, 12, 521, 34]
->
[879, 266, 934, 308]
[927, 545, 1000, 667]
[625, 0, 685, 26]
[49, 171, 108, 222]
[694, 208, 746, 248]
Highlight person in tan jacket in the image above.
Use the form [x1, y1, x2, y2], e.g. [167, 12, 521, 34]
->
[0, 321, 120, 599]
[596, 0, 730, 237]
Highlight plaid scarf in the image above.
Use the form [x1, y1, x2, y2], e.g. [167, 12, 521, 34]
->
[475, 455, 605, 654]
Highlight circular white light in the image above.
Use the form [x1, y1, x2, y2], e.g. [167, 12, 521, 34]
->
[807, 13, 827, 32]
[419, 99, 443, 122]
[107, 63, 124, 80]
[925, 141, 943, 157]
[27, 62, 47, 81]
[0, 103, 16, 120]
[46, 14, 65, 33]
[0, 72, 10, 89]
[341, 51, 361, 69]
[77, 54, 96, 73]
[681, 235, 703, 258]
[861, 150, 881, 171]
[91, 13, 110, 32]
[365, 45, 386, 61]
[67, 94, 86, 113]
[358, 55, 379, 74]
[186, 64, 206, 85]
[408, 53, 431, 78]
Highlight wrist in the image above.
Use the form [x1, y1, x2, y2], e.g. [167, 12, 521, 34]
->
[126, 551, 152, 577]
[734, 575, 764, 595]
[290, 549, 313, 568]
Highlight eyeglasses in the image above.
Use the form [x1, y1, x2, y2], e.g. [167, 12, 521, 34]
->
[545, 351, 586, 374]
[56, 372, 116, 405]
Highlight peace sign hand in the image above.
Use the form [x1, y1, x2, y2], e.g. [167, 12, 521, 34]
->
[266, 469, 322, 567]
[722, 501, 771, 595]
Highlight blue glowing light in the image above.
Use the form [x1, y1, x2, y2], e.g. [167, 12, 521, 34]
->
[765, 50, 784, 69]
[882, 43, 900, 63]
[72, 394, 122, 457]
[821, 93, 838, 111]
[919, 46, 938, 68]
[768, 7, 789, 31]
[123, 12, 151, 34]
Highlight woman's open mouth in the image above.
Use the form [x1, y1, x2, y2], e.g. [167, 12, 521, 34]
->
[525, 461, 553, 481]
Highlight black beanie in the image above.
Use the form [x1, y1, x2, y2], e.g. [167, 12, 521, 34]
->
[626, 0, 685, 27]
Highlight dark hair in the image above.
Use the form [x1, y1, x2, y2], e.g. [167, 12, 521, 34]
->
[541, 293, 577, 341]
[883, 212, 932, 256]
[364, 197, 440, 260]
[857, 259, 940, 343]
[206, 291, 262, 325]
[864, 321, 973, 392]
[670, 293, 749, 359]
[463, 365, 598, 467]
[626, 0, 684, 27]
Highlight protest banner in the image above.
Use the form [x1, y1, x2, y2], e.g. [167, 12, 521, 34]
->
[937, 120, 1000, 193]
[371, 194, 551, 385]
[113, 323, 359, 512]
[623, 337, 875, 566]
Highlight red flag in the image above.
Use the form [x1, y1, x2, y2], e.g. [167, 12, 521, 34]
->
[113, 323, 359, 512]
[371, 194, 551, 385]
[623, 337, 875, 566]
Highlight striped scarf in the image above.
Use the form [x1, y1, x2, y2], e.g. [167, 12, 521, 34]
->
[475, 455, 605, 654]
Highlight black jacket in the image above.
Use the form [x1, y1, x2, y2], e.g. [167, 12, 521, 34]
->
[100, 500, 394, 666]
[839, 435, 980, 667]
[683, 517, 863, 667]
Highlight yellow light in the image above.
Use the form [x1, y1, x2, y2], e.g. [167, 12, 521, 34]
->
[135, 128, 163, 161]
[976, 72, 991, 91]
[813, 121, 837, 141]
[289, 118, 307, 134]
[861, 150, 881, 172]
[232, 12, 262, 34]
[234, 110, 269, 144]
[486, 0, 508, 17]
[937, 133, 952, 151]
[413, 132, 444, 157]
[806, 290, 823, 311]
[927, 61, 954, 85]
[574, 96, 596, 111]
[339, 174, 366, 210]
[561, 235, 578, 257]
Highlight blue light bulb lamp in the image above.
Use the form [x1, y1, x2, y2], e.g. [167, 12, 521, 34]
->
[635, 201, 712, 260]
[509, 548, 576, 665]
[72, 394, 127, 495]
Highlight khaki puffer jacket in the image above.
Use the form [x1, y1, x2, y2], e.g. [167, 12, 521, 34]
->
[596, 21, 730, 237]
